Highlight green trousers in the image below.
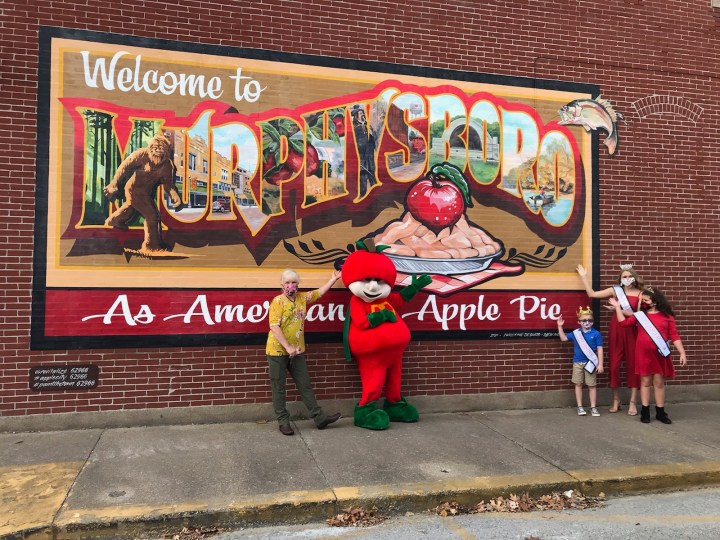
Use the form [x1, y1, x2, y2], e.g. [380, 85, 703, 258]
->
[267, 354, 328, 427]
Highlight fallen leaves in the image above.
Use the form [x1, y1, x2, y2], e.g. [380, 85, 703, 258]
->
[155, 526, 229, 539]
[434, 500, 471, 517]
[327, 491, 604, 529]
[433, 490, 605, 516]
[327, 505, 387, 527]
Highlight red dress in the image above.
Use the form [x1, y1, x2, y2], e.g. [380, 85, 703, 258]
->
[608, 293, 640, 389]
[620, 311, 680, 377]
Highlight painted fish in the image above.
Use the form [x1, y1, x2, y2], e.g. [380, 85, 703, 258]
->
[558, 97, 624, 156]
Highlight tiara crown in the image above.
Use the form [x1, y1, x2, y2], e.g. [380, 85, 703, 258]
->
[577, 306, 593, 318]
[619, 264, 633, 271]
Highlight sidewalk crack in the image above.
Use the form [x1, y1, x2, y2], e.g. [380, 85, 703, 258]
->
[50, 428, 105, 536]
[295, 424, 340, 511]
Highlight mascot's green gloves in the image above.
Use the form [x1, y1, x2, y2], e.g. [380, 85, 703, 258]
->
[400, 273, 432, 301]
[367, 308, 397, 327]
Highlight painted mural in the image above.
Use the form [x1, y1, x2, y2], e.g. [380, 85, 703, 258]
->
[32, 27, 611, 349]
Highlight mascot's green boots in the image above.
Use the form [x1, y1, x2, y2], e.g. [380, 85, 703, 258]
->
[383, 396, 419, 423]
[353, 401, 390, 430]
[354, 397, 419, 430]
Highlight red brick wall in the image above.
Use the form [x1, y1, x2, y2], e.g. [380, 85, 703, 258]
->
[1, 0, 718, 417]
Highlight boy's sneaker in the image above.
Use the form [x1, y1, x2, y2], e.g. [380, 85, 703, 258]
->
[590, 407, 600, 417]
[577, 406, 587, 416]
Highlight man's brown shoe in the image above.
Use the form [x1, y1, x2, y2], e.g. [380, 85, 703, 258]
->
[317, 412, 341, 430]
[279, 424, 294, 436]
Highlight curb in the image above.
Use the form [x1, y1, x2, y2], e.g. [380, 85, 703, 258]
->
[9, 462, 720, 540]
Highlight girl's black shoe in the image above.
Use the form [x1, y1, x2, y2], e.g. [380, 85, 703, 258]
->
[655, 406, 672, 424]
[640, 405, 651, 423]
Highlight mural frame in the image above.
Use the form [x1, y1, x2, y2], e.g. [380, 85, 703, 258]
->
[31, 26, 601, 350]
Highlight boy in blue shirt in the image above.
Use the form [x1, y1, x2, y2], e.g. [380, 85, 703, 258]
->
[557, 307, 604, 416]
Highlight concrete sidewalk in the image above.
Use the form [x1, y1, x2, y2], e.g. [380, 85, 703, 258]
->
[2, 401, 720, 539]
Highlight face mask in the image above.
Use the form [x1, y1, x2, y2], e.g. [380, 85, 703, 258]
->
[621, 277, 635, 287]
[284, 283, 298, 296]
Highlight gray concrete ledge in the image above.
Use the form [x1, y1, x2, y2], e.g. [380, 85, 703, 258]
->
[2, 383, 718, 433]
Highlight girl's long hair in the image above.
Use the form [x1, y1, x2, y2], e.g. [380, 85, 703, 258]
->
[642, 286, 675, 316]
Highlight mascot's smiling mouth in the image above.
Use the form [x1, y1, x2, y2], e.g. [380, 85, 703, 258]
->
[363, 291, 382, 299]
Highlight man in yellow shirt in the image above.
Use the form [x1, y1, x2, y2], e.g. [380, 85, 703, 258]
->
[266, 268, 342, 435]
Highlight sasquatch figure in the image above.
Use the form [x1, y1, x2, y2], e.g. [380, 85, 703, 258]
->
[103, 133, 183, 254]
[342, 239, 432, 430]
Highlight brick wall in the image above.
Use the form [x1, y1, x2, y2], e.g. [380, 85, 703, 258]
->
[1, 0, 718, 418]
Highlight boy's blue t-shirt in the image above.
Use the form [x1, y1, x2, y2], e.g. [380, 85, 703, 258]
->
[567, 327, 603, 363]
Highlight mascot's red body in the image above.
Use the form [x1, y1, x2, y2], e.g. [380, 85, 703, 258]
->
[347, 293, 410, 406]
[342, 240, 431, 430]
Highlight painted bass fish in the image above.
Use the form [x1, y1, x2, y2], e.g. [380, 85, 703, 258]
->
[558, 97, 624, 156]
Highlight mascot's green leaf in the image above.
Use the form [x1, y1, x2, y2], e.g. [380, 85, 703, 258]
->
[356, 239, 390, 253]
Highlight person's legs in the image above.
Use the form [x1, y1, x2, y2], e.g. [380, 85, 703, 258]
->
[640, 374, 653, 423]
[625, 343, 640, 415]
[357, 358, 387, 406]
[608, 343, 622, 411]
[287, 354, 327, 426]
[628, 387, 638, 416]
[609, 387, 621, 412]
[589, 385, 597, 408]
[571, 364, 586, 414]
[653, 374, 666, 406]
[626, 347, 639, 415]
[384, 356, 403, 404]
[382, 356, 419, 422]
[652, 374, 672, 423]
[268, 355, 291, 426]
[575, 384, 584, 407]
[640, 375, 652, 406]
[354, 357, 391, 430]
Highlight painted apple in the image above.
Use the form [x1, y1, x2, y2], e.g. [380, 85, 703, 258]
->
[305, 145, 320, 176]
[262, 152, 293, 185]
[287, 145, 320, 176]
[405, 163, 473, 233]
[263, 144, 321, 185]
[332, 116, 345, 137]
[285, 149, 304, 175]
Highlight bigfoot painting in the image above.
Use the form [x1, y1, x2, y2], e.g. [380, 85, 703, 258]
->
[103, 133, 183, 255]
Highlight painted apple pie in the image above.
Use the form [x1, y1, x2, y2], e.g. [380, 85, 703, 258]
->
[373, 212, 501, 259]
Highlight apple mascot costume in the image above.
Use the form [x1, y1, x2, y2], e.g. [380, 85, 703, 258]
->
[341, 239, 432, 430]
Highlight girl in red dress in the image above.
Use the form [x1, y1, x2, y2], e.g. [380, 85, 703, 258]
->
[609, 287, 687, 424]
[577, 264, 644, 415]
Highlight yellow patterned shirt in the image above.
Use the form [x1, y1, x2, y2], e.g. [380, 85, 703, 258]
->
[265, 290, 321, 356]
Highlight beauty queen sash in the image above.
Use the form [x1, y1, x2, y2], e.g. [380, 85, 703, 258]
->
[573, 329, 599, 373]
[613, 286, 632, 312]
[633, 311, 672, 358]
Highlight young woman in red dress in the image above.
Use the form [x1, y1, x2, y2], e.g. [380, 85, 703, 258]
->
[576, 264, 643, 415]
[609, 287, 687, 424]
